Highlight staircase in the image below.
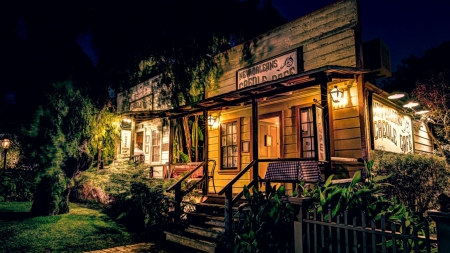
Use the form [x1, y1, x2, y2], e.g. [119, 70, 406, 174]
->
[164, 195, 243, 253]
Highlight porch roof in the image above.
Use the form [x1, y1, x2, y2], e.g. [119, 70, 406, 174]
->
[121, 65, 368, 124]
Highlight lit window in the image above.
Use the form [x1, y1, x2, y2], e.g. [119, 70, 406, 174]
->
[299, 108, 315, 158]
[151, 130, 160, 162]
[220, 121, 238, 169]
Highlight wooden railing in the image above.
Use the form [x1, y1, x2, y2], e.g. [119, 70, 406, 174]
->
[166, 160, 216, 224]
[218, 157, 320, 237]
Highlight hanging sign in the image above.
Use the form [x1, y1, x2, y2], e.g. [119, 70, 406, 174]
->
[121, 130, 132, 155]
[236, 50, 298, 90]
[372, 98, 414, 154]
[314, 105, 327, 162]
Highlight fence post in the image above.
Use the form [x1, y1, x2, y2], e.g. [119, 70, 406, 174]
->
[289, 197, 311, 253]
[428, 210, 450, 253]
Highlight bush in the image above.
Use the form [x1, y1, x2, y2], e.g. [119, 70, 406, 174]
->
[0, 168, 36, 201]
[372, 151, 450, 213]
[232, 184, 295, 253]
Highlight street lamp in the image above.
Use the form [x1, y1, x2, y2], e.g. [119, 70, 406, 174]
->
[2, 139, 11, 169]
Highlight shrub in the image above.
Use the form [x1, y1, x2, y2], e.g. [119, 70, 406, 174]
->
[0, 168, 36, 201]
[371, 151, 450, 213]
[233, 184, 295, 253]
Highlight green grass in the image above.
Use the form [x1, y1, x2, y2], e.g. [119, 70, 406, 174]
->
[0, 202, 137, 253]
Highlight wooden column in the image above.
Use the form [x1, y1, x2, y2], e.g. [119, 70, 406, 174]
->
[319, 76, 331, 179]
[203, 110, 209, 196]
[251, 98, 259, 189]
[356, 74, 368, 160]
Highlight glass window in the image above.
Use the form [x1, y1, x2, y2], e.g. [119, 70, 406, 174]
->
[151, 130, 161, 162]
[300, 108, 315, 158]
[220, 121, 238, 169]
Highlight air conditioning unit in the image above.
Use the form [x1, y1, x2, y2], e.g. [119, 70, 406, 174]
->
[363, 38, 391, 78]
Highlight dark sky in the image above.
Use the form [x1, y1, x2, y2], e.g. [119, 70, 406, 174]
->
[272, 0, 450, 70]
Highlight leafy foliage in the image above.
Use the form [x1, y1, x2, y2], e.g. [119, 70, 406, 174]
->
[304, 160, 434, 252]
[22, 81, 95, 215]
[372, 151, 450, 213]
[0, 169, 36, 201]
[233, 184, 295, 253]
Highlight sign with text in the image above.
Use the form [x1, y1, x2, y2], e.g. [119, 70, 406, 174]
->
[372, 98, 414, 154]
[314, 105, 327, 162]
[121, 130, 132, 155]
[236, 50, 298, 90]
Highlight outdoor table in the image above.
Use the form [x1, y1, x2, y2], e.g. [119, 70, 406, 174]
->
[264, 160, 322, 182]
[263, 160, 322, 195]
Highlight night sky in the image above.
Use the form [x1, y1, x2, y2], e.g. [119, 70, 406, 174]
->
[272, 0, 450, 70]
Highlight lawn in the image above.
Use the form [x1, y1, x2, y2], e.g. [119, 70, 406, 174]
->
[0, 202, 137, 253]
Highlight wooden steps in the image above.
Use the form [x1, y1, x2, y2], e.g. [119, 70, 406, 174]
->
[163, 195, 245, 253]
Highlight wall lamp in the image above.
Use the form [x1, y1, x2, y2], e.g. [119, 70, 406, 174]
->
[329, 86, 344, 103]
[208, 115, 217, 127]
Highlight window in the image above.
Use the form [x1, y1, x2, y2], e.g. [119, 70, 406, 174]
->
[151, 130, 160, 162]
[136, 132, 143, 150]
[220, 121, 238, 169]
[299, 108, 315, 158]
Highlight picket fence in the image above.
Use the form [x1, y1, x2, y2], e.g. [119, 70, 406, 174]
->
[294, 208, 438, 253]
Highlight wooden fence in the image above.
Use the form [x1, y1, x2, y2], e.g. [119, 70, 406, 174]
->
[294, 208, 438, 253]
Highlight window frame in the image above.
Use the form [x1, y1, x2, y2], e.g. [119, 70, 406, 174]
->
[218, 118, 241, 174]
[296, 105, 316, 158]
[150, 129, 161, 163]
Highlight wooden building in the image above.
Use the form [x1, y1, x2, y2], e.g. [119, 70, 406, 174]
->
[117, 0, 433, 248]
[118, 0, 432, 187]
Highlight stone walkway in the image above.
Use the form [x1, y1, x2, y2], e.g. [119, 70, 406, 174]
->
[84, 242, 202, 253]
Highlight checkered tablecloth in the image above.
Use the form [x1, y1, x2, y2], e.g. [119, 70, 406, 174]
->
[264, 160, 322, 182]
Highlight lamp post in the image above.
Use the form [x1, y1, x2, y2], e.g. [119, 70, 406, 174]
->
[2, 139, 11, 169]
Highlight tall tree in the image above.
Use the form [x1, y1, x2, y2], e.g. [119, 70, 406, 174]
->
[383, 41, 450, 93]
[24, 81, 94, 215]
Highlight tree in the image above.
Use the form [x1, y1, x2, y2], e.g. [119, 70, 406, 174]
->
[383, 41, 450, 93]
[24, 81, 94, 215]
[412, 71, 450, 163]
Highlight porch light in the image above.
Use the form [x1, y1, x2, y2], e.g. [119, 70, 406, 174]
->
[329, 86, 344, 103]
[403, 102, 419, 108]
[208, 115, 217, 126]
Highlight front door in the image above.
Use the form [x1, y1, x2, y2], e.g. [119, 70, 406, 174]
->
[258, 116, 281, 180]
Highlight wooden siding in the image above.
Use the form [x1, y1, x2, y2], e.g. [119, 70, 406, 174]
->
[414, 121, 433, 154]
[206, 0, 358, 98]
[208, 86, 321, 193]
[330, 82, 362, 159]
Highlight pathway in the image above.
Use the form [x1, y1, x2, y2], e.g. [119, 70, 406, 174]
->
[84, 242, 202, 253]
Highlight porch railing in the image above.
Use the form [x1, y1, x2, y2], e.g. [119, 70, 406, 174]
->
[166, 160, 215, 223]
[294, 207, 437, 253]
[218, 157, 320, 237]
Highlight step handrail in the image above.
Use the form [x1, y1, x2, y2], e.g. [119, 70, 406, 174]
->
[166, 161, 205, 192]
[217, 160, 256, 196]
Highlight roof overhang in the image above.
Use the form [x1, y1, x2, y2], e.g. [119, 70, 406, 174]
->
[121, 65, 368, 124]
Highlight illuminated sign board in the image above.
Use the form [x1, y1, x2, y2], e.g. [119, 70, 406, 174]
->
[121, 130, 132, 155]
[372, 98, 414, 154]
[236, 50, 298, 90]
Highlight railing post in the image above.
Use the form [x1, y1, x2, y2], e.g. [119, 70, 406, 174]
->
[203, 161, 208, 196]
[224, 187, 233, 238]
[251, 97, 258, 191]
[174, 184, 182, 224]
[428, 210, 450, 253]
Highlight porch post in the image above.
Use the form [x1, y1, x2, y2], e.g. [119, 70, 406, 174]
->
[203, 110, 209, 196]
[428, 210, 450, 253]
[319, 76, 331, 179]
[251, 98, 259, 189]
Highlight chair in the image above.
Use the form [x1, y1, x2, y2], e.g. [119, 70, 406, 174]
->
[207, 160, 217, 193]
